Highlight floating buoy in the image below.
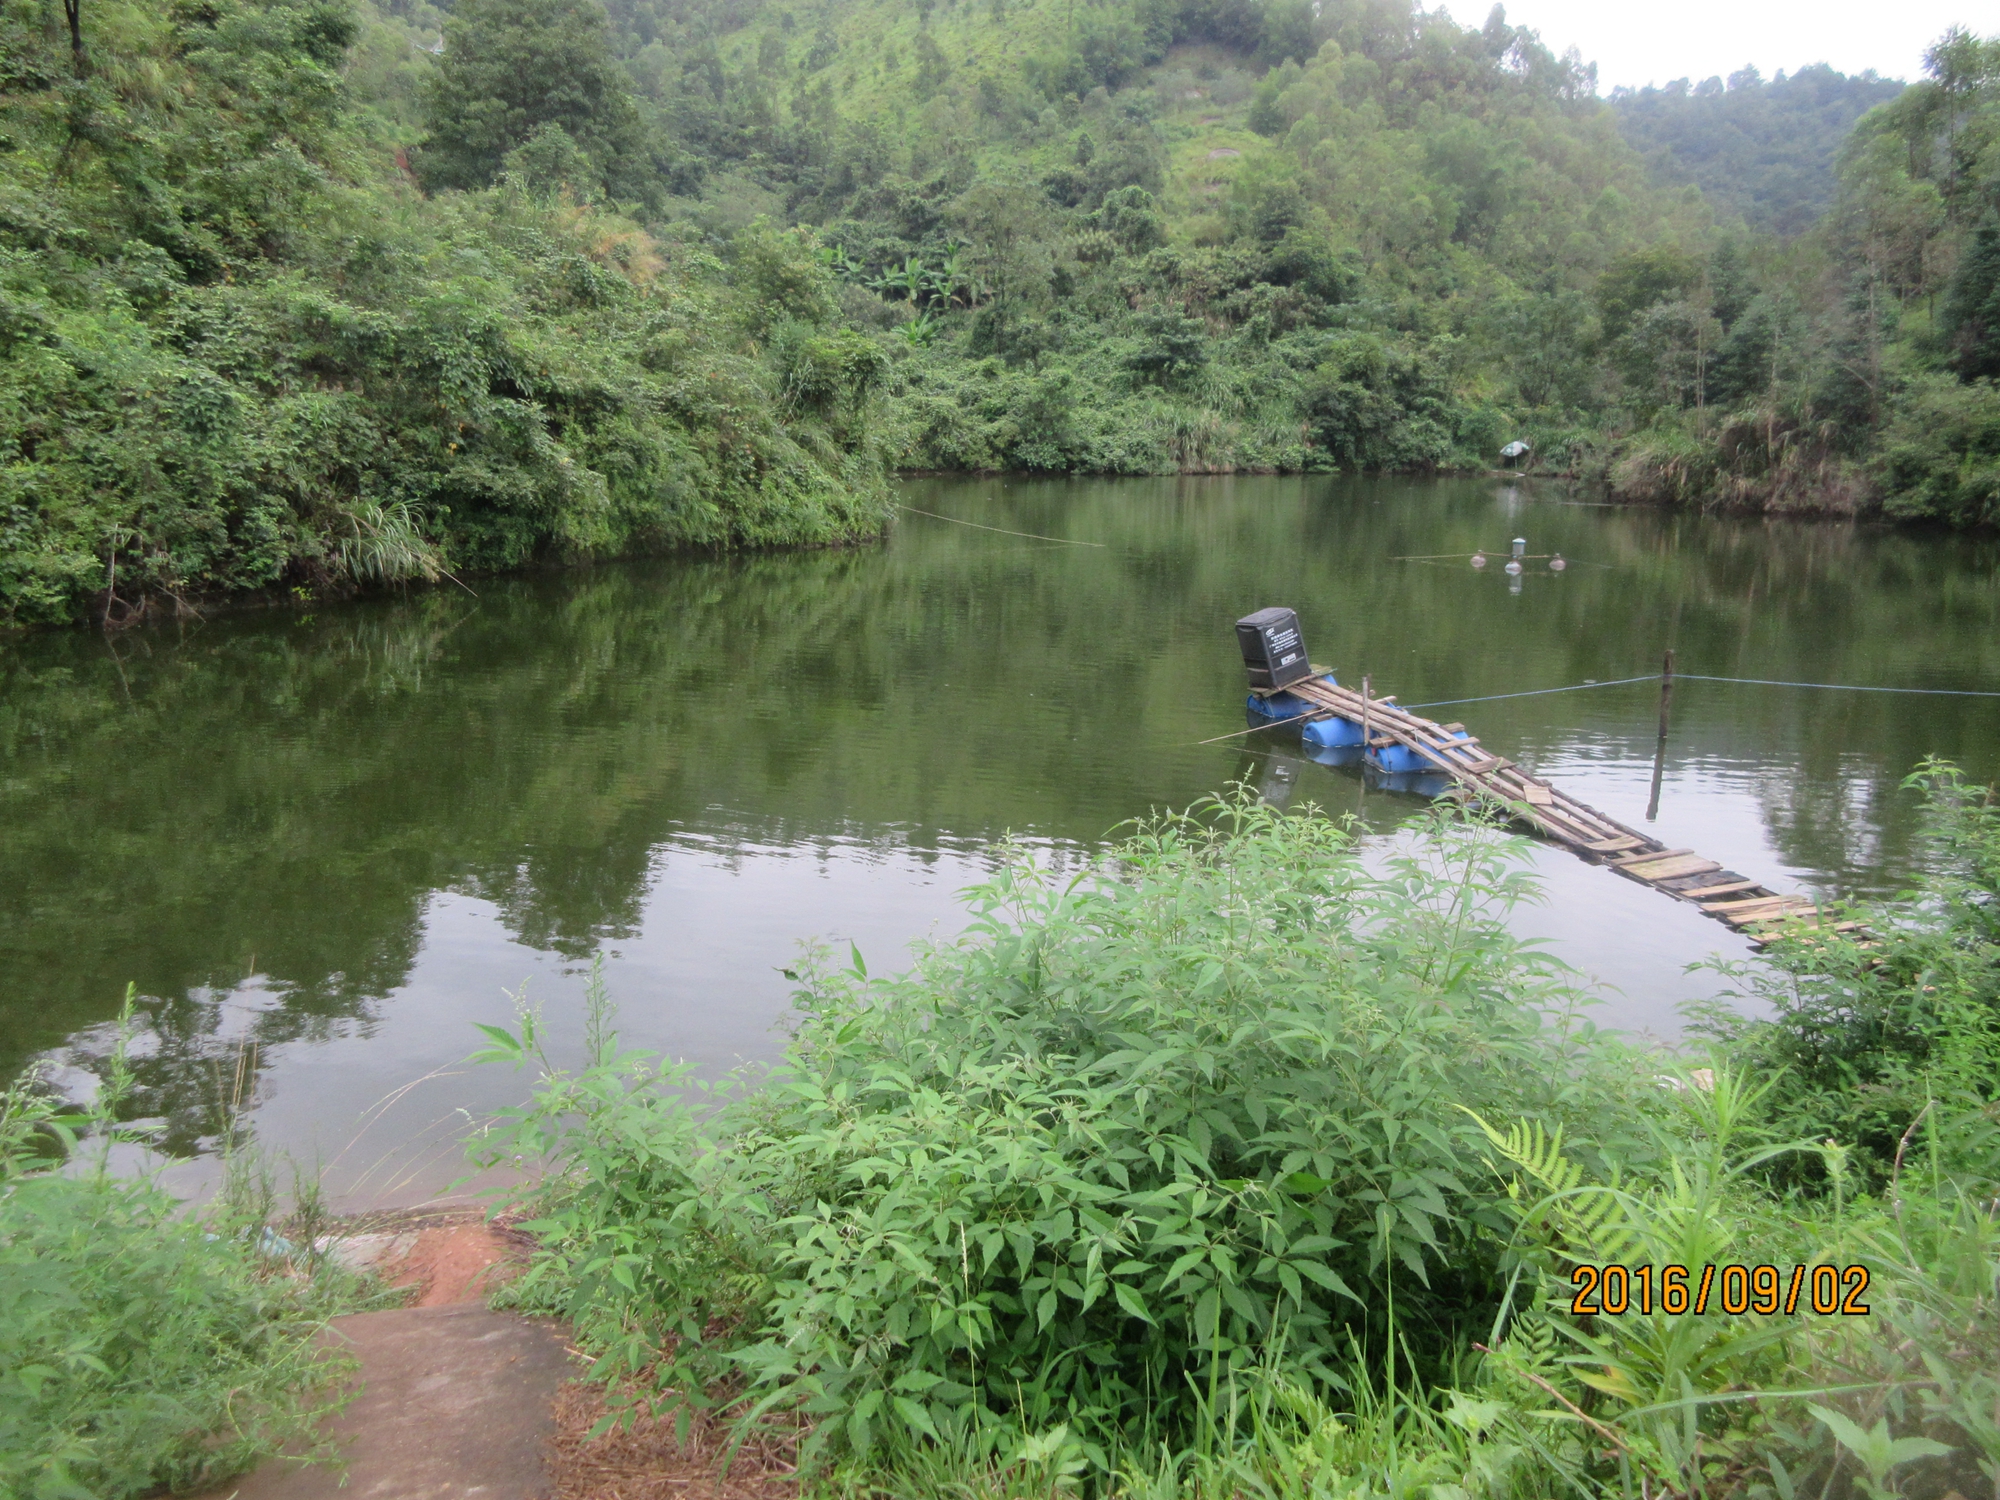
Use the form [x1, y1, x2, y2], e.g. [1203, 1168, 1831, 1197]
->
[1504, 559, 1523, 576]
[1470, 551, 1488, 568]
[1511, 537, 1527, 560]
[1549, 553, 1567, 572]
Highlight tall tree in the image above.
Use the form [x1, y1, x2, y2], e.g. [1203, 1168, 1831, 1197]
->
[414, 0, 642, 194]
[1943, 217, 2000, 382]
[62, 0, 83, 74]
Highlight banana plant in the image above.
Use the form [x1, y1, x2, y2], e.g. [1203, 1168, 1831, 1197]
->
[931, 242, 975, 307]
[816, 242, 863, 280]
[869, 256, 928, 303]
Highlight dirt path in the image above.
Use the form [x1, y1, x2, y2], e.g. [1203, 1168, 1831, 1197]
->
[202, 1217, 572, 1500]
[205, 1216, 797, 1500]
[213, 1303, 575, 1500]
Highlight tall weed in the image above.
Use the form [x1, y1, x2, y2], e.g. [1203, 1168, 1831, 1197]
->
[475, 794, 1662, 1472]
[1469, 1067, 1999, 1500]
[0, 994, 356, 1500]
[1692, 759, 2000, 1188]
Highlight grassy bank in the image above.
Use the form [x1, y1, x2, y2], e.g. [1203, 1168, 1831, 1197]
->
[0, 998, 362, 1500]
[0, 1, 894, 629]
[477, 776, 2000, 1498]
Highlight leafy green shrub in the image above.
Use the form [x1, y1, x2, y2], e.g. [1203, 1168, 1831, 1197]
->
[475, 777, 2000, 1499]
[1125, 309, 1209, 388]
[1876, 377, 2000, 527]
[1694, 760, 2000, 1188]
[0, 1034, 351, 1500]
[475, 795, 1661, 1471]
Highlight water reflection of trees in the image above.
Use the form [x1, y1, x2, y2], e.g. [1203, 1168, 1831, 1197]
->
[3, 475, 1998, 1148]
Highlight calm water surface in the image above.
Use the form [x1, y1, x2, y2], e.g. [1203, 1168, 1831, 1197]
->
[4, 476, 1997, 1205]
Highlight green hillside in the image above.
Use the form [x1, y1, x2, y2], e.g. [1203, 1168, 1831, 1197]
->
[401, 0, 1715, 475]
[575, 0, 2000, 519]
[0, 0, 892, 627]
[1611, 65, 1906, 237]
[3, 0, 1998, 625]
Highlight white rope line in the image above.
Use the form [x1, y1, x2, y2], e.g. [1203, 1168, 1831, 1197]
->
[896, 506, 1105, 546]
[1676, 673, 2000, 698]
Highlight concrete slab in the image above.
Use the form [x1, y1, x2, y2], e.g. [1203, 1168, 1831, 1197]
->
[317, 1231, 419, 1274]
[207, 1304, 574, 1500]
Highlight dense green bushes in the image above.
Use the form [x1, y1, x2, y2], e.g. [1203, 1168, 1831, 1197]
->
[0, 1170, 342, 1499]
[0, 1015, 352, 1500]
[1877, 377, 2000, 526]
[478, 796, 1656, 1463]
[0, 0, 892, 627]
[480, 781, 2000, 1498]
[1696, 760, 2000, 1186]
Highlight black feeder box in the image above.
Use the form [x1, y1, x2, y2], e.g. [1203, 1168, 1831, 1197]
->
[1236, 607, 1312, 692]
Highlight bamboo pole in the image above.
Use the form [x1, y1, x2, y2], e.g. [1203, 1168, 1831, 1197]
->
[1646, 649, 1675, 821]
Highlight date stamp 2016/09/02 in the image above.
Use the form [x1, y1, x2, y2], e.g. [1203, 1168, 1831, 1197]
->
[1569, 1264, 1872, 1317]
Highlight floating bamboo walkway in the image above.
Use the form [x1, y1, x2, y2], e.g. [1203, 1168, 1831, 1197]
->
[1266, 673, 1855, 948]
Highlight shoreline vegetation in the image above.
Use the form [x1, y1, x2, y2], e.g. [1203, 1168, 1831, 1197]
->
[460, 776, 2000, 1500]
[0, 994, 365, 1500]
[3, 0, 1998, 627]
[3, 768, 1996, 1493]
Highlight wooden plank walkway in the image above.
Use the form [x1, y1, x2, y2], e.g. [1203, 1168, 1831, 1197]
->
[1268, 674, 1850, 947]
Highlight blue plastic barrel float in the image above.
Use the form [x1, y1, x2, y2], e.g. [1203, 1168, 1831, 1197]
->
[1365, 728, 1469, 774]
[1377, 770, 1454, 799]
[1301, 714, 1365, 748]
[1300, 741, 1364, 770]
[1245, 673, 1339, 721]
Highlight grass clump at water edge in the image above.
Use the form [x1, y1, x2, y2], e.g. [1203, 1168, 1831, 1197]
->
[0, 994, 363, 1500]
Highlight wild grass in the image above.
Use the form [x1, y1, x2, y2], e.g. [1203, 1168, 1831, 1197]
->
[0, 994, 362, 1500]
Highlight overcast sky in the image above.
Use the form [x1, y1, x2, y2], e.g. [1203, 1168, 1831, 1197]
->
[1467, 0, 1975, 92]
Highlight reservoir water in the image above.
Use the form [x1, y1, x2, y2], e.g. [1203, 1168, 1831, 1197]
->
[4, 475, 1997, 1206]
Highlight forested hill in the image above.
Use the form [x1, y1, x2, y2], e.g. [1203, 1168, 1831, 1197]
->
[0, 0, 895, 628]
[375, 0, 2000, 528]
[389, 0, 1713, 477]
[1610, 66, 1906, 236]
[2, 0, 1997, 626]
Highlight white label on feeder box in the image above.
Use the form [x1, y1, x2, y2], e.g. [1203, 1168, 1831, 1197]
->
[1265, 627, 1300, 653]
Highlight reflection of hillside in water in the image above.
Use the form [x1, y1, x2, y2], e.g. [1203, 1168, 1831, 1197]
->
[3, 474, 1997, 1156]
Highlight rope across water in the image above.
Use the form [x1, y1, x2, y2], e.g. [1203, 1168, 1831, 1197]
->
[1201, 669, 2000, 745]
[1404, 672, 2000, 710]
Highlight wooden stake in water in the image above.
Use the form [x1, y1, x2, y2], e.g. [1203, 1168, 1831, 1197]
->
[1360, 674, 1372, 803]
[1646, 649, 1675, 821]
